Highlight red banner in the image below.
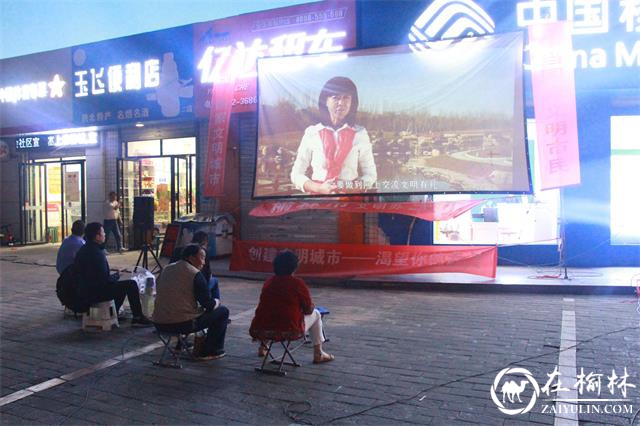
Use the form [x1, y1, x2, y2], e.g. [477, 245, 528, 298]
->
[529, 22, 581, 190]
[250, 199, 485, 221]
[203, 78, 235, 196]
[231, 240, 497, 278]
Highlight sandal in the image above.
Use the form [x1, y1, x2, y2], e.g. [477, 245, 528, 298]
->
[313, 353, 335, 364]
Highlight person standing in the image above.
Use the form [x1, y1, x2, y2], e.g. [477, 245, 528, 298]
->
[103, 191, 123, 253]
[55, 220, 85, 274]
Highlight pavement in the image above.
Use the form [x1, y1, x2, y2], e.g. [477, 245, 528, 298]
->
[0, 244, 639, 425]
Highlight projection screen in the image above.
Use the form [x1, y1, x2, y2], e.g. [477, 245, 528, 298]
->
[254, 32, 530, 198]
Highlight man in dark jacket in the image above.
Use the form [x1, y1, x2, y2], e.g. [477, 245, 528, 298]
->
[75, 222, 152, 326]
[154, 244, 229, 360]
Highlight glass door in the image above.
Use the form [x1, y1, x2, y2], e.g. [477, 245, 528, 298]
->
[19, 163, 47, 244]
[61, 161, 86, 239]
[118, 158, 141, 249]
[172, 156, 189, 220]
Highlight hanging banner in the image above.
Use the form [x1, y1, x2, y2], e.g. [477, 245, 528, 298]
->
[231, 240, 497, 278]
[529, 22, 581, 190]
[203, 77, 236, 196]
[250, 199, 485, 221]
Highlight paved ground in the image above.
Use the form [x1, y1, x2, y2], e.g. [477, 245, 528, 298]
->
[0, 244, 639, 425]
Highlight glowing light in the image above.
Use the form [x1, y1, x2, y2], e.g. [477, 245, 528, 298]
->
[0, 74, 67, 103]
[197, 28, 347, 84]
[74, 58, 162, 97]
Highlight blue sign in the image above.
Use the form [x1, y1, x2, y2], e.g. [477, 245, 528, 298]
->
[71, 26, 194, 126]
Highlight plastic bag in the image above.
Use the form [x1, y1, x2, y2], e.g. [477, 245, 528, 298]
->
[131, 266, 156, 295]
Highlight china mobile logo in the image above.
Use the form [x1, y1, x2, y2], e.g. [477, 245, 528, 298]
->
[408, 0, 495, 51]
[491, 366, 636, 416]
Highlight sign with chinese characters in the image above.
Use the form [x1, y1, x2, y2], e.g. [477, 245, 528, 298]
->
[358, 0, 639, 90]
[0, 48, 73, 132]
[10, 131, 99, 151]
[193, 0, 356, 116]
[71, 26, 194, 125]
[230, 240, 497, 277]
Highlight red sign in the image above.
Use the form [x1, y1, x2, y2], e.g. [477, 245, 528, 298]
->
[529, 22, 581, 190]
[193, 0, 356, 117]
[250, 199, 485, 221]
[231, 240, 497, 278]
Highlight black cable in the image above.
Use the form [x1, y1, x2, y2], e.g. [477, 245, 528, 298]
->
[314, 325, 639, 425]
[284, 400, 313, 425]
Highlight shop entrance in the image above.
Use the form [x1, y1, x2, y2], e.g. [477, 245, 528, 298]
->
[117, 136, 197, 248]
[19, 159, 86, 244]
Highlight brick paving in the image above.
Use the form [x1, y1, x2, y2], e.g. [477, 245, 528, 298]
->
[0, 245, 638, 425]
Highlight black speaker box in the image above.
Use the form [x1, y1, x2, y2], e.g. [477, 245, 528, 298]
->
[133, 196, 154, 230]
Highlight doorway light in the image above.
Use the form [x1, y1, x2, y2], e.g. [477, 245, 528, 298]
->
[135, 122, 145, 128]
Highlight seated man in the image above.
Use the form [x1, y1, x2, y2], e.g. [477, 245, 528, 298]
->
[75, 222, 152, 326]
[250, 250, 334, 364]
[154, 244, 229, 360]
[170, 231, 221, 299]
[56, 220, 85, 275]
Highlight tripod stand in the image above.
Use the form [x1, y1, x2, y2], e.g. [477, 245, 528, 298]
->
[135, 228, 162, 274]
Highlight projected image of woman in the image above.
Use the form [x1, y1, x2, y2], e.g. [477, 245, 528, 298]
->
[290, 77, 377, 195]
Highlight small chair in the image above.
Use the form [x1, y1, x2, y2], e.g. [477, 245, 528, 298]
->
[82, 300, 119, 331]
[153, 330, 194, 368]
[254, 330, 304, 376]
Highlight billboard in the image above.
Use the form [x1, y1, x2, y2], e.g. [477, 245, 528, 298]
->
[254, 32, 530, 198]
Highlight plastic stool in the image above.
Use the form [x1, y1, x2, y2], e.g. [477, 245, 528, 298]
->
[82, 300, 119, 331]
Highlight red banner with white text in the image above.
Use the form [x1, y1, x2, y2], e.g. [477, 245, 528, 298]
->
[231, 240, 497, 278]
[529, 22, 580, 190]
[203, 78, 235, 196]
[250, 199, 485, 221]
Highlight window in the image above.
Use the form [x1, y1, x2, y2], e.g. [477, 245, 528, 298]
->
[127, 140, 160, 157]
[610, 116, 640, 245]
[162, 137, 196, 155]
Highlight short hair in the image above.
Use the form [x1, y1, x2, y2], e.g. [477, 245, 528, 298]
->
[318, 76, 359, 126]
[84, 222, 103, 242]
[191, 231, 209, 245]
[273, 250, 299, 276]
[71, 220, 85, 236]
[108, 191, 117, 197]
[181, 244, 204, 260]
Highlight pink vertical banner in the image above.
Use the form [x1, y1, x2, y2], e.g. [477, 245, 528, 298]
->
[203, 78, 236, 197]
[529, 22, 580, 190]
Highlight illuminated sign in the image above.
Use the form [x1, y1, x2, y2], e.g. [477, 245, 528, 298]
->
[197, 28, 347, 84]
[12, 131, 98, 150]
[74, 59, 160, 97]
[0, 74, 66, 104]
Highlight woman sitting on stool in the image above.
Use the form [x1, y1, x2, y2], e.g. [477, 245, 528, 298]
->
[250, 250, 334, 364]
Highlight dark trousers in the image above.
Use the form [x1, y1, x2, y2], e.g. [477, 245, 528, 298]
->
[103, 219, 122, 250]
[155, 306, 229, 356]
[90, 279, 143, 317]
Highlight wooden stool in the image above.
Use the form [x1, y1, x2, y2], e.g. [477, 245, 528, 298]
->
[82, 301, 119, 331]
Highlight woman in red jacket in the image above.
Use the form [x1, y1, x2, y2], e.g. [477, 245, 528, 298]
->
[250, 250, 334, 363]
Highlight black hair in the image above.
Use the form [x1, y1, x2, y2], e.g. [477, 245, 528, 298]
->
[273, 250, 299, 276]
[84, 222, 103, 242]
[191, 231, 209, 245]
[71, 220, 85, 236]
[181, 244, 204, 260]
[318, 76, 359, 127]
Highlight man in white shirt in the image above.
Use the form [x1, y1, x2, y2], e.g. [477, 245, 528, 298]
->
[103, 191, 123, 253]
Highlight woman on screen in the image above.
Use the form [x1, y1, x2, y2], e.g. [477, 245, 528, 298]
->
[290, 76, 377, 195]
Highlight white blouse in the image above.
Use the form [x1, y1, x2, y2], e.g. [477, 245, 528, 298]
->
[290, 123, 377, 193]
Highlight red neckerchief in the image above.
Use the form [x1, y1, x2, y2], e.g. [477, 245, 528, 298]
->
[319, 125, 356, 181]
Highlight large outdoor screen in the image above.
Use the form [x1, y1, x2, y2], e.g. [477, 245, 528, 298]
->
[254, 32, 530, 198]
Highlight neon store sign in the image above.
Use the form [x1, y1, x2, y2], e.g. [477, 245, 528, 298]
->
[74, 59, 160, 97]
[15, 131, 98, 150]
[197, 28, 347, 84]
[0, 74, 66, 103]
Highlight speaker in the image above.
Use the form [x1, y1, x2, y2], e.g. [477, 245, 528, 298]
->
[133, 196, 154, 230]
